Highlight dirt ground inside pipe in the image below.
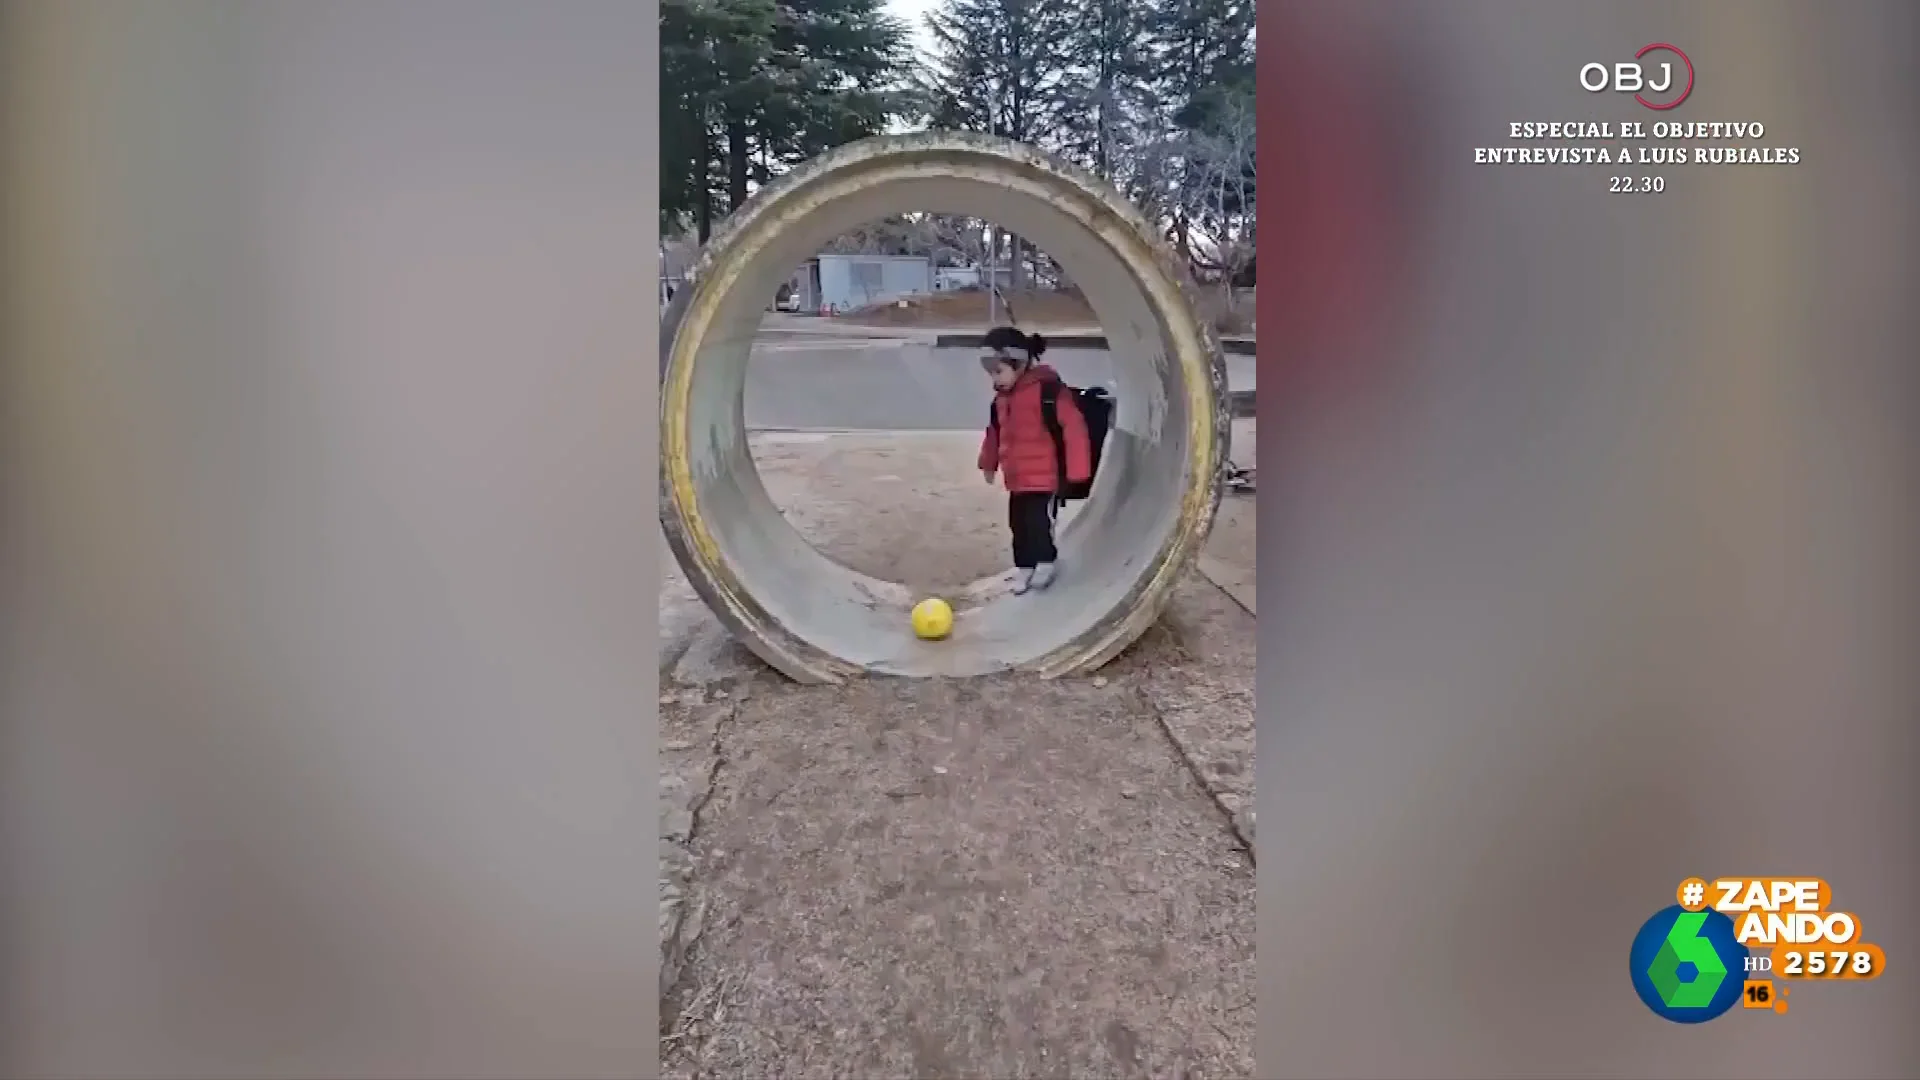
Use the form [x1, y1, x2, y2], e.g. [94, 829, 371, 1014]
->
[660, 427, 1257, 1078]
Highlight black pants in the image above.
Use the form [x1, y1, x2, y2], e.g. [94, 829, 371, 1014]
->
[1008, 492, 1058, 569]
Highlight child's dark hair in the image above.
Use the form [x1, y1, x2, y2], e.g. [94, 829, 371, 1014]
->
[982, 325, 1047, 360]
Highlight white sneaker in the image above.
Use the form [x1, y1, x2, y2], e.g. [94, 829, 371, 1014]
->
[1010, 568, 1034, 594]
[1031, 562, 1057, 589]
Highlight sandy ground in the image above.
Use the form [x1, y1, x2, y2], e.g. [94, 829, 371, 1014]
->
[742, 423, 1256, 596]
[659, 426, 1256, 1077]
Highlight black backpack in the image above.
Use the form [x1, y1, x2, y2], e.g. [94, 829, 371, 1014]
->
[987, 382, 1114, 501]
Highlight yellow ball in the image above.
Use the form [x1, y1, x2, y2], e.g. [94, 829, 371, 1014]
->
[911, 597, 954, 640]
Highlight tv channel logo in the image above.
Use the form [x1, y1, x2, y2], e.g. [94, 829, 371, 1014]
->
[1628, 904, 1750, 1022]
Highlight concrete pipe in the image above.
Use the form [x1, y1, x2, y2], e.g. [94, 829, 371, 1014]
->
[660, 132, 1230, 683]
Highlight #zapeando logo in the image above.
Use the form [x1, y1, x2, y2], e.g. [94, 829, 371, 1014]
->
[1629, 904, 1749, 1022]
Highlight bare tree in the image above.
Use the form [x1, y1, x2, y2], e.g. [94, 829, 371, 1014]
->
[926, 215, 992, 267]
[820, 213, 943, 256]
[1160, 93, 1255, 304]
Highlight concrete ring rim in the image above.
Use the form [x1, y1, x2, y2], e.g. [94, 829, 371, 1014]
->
[660, 131, 1230, 682]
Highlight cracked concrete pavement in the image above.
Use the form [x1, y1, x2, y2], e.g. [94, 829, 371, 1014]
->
[660, 427, 1256, 1078]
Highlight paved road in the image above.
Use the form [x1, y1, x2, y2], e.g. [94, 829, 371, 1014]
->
[745, 339, 1255, 431]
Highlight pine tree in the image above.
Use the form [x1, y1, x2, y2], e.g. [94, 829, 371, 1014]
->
[1151, 0, 1253, 134]
[659, 0, 908, 240]
[920, 0, 1076, 287]
[661, 0, 729, 236]
[1146, 0, 1255, 275]
[1052, 0, 1155, 184]
[759, 0, 910, 173]
[921, 0, 1073, 145]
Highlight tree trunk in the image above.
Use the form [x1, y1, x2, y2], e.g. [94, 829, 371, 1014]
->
[726, 119, 750, 213]
[990, 220, 1006, 317]
[1171, 215, 1195, 272]
[695, 154, 713, 243]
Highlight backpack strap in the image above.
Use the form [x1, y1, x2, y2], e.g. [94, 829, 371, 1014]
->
[1039, 381, 1062, 437]
[1038, 382, 1066, 492]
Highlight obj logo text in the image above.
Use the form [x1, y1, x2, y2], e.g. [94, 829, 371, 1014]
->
[1580, 43, 1693, 110]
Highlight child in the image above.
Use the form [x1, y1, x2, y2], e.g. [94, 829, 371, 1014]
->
[976, 326, 1092, 593]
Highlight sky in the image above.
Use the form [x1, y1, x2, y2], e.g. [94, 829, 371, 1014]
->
[886, 0, 937, 62]
[884, 0, 937, 133]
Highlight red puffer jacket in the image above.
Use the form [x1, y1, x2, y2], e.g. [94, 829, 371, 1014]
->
[977, 364, 1092, 494]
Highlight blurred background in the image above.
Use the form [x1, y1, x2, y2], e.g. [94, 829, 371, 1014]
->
[1, 3, 661, 1077]
[1255, 1, 1917, 1076]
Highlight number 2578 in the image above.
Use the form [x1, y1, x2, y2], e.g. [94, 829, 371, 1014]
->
[1782, 949, 1876, 977]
